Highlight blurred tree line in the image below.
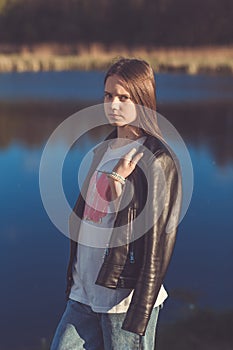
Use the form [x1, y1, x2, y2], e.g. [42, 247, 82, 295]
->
[0, 0, 232, 46]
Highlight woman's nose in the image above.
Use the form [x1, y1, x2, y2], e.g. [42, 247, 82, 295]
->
[111, 96, 120, 110]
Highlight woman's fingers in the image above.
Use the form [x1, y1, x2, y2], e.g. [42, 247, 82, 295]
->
[124, 148, 143, 166]
[124, 147, 137, 163]
[113, 148, 143, 179]
[130, 152, 144, 166]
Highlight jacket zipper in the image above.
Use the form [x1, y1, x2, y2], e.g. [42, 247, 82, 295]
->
[103, 206, 136, 262]
[129, 206, 136, 263]
[103, 243, 109, 259]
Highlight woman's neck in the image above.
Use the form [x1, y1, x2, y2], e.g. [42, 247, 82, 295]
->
[109, 125, 144, 149]
[117, 125, 143, 140]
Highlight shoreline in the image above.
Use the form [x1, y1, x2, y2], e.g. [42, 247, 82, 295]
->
[0, 44, 233, 74]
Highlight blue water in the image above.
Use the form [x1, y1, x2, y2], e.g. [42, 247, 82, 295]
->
[0, 71, 233, 349]
[0, 71, 233, 103]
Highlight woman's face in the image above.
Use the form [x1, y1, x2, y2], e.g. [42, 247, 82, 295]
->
[104, 74, 137, 127]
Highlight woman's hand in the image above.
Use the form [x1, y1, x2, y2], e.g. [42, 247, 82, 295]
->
[108, 148, 143, 202]
[113, 148, 143, 179]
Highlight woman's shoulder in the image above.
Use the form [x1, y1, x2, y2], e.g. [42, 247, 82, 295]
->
[143, 134, 179, 170]
[144, 134, 171, 157]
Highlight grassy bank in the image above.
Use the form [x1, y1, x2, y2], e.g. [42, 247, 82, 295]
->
[0, 44, 233, 74]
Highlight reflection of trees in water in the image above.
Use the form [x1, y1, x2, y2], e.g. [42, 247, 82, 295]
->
[0, 101, 82, 148]
[157, 308, 233, 350]
[161, 102, 233, 167]
[0, 101, 232, 166]
[0, 102, 106, 148]
[0, 101, 109, 149]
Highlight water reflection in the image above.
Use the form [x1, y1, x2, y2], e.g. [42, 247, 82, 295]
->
[0, 99, 233, 350]
[160, 102, 233, 167]
[1, 100, 233, 166]
[157, 308, 233, 350]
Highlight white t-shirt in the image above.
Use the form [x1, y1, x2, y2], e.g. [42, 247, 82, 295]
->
[70, 138, 168, 312]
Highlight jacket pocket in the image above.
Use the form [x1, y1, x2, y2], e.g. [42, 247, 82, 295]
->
[116, 275, 136, 289]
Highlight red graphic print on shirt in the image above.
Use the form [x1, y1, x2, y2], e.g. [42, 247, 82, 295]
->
[83, 172, 111, 223]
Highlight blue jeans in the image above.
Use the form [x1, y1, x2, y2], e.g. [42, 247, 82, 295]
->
[50, 299, 161, 350]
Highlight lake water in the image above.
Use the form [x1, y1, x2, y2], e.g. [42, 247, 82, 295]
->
[0, 71, 233, 350]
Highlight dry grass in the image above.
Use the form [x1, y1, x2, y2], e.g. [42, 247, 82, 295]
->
[0, 43, 233, 74]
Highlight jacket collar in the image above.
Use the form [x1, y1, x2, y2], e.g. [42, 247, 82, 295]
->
[92, 128, 164, 157]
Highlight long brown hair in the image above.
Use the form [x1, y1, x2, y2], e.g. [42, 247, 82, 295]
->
[104, 57, 162, 138]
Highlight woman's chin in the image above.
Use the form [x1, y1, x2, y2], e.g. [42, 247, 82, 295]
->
[108, 121, 126, 127]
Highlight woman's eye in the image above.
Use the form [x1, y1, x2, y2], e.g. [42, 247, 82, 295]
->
[104, 93, 130, 101]
[104, 93, 112, 100]
[120, 95, 130, 102]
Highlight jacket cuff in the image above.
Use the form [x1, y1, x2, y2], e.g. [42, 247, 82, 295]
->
[122, 307, 150, 336]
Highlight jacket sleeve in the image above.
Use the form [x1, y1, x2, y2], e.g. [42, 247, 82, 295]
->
[122, 151, 182, 335]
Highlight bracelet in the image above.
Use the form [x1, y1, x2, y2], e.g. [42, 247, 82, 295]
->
[107, 171, 126, 185]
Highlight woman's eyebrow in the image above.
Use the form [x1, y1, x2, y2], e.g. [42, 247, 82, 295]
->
[104, 90, 130, 97]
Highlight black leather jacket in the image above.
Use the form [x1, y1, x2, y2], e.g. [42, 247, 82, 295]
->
[68, 130, 181, 336]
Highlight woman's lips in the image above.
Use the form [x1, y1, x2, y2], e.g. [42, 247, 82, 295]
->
[108, 113, 122, 118]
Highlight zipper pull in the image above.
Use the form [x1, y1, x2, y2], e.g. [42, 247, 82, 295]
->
[130, 250, 135, 264]
[103, 244, 109, 259]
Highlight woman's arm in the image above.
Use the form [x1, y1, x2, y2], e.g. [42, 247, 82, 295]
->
[122, 151, 182, 335]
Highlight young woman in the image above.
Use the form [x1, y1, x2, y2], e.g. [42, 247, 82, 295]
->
[51, 58, 181, 350]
